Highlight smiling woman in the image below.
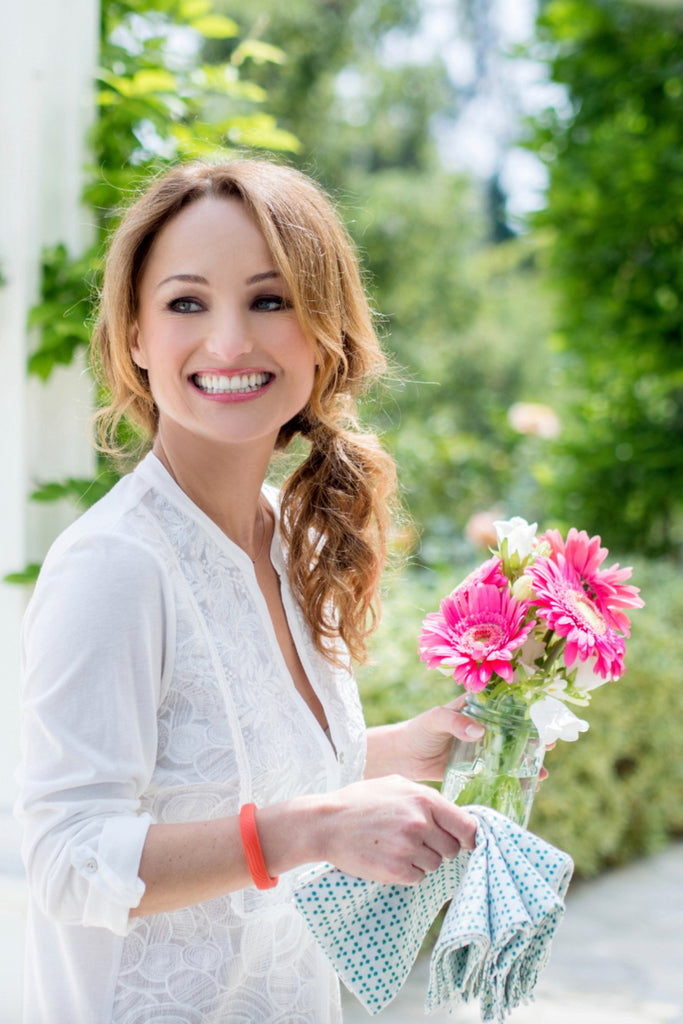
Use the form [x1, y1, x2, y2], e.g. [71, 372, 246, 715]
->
[15, 158, 482, 1023]
[129, 196, 317, 454]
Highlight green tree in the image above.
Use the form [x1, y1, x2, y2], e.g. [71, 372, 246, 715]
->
[215, 0, 559, 559]
[528, 0, 683, 554]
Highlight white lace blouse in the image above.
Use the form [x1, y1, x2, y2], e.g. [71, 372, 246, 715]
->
[16, 452, 367, 1023]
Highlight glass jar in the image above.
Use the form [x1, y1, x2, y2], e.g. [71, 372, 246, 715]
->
[441, 691, 545, 828]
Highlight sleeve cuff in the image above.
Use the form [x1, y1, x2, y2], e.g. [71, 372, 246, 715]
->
[70, 813, 153, 935]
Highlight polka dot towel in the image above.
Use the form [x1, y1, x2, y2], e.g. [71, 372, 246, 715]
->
[292, 806, 573, 1022]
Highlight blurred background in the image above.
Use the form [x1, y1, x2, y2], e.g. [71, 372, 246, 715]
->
[1, 0, 682, 964]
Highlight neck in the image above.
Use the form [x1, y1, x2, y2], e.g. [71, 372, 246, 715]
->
[153, 427, 275, 555]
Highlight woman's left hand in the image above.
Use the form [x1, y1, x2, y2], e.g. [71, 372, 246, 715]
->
[365, 697, 485, 782]
[365, 699, 553, 784]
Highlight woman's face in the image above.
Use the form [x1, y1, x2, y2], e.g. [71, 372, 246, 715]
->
[130, 196, 317, 454]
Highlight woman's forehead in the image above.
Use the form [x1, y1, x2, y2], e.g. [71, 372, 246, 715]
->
[142, 196, 276, 285]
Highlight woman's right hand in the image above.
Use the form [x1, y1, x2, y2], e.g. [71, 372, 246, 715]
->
[313, 774, 478, 885]
[129, 776, 478, 918]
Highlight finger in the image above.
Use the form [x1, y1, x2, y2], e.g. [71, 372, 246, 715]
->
[425, 827, 462, 862]
[430, 799, 478, 852]
[432, 703, 485, 742]
[410, 844, 444, 875]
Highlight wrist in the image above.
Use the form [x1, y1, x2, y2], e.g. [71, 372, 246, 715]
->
[255, 793, 337, 874]
[365, 722, 409, 779]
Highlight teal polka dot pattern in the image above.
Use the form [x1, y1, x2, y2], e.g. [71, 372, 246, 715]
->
[293, 806, 573, 1022]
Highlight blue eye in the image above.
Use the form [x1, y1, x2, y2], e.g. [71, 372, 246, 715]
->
[169, 297, 203, 313]
[253, 295, 290, 312]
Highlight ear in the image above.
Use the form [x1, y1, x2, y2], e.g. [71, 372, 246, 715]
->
[129, 322, 147, 370]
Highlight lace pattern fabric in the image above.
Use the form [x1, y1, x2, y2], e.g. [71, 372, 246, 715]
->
[110, 456, 365, 1022]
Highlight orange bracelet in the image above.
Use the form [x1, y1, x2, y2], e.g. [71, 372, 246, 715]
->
[239, 803, 279, 890]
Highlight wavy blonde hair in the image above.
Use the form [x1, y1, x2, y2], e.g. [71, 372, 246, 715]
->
[92, 159, 397, 665]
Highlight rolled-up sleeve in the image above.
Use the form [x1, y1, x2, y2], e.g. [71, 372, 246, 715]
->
[15, 533, 175, 936]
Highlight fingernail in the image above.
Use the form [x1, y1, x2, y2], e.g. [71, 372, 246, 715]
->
[466, 724, 485, 739]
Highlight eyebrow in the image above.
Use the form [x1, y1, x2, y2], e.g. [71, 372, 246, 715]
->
[156, 270, 281, 290]
[156, 273, 207, 291]
[246, 270, 281, 285]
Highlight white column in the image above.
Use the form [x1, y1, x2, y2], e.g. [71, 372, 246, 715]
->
[0, 0, 99, 855]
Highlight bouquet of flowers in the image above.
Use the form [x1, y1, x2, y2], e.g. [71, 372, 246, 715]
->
[418, 517, 644, 825]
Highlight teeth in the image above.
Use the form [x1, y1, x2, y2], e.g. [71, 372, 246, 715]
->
[193, 372, 270, 394]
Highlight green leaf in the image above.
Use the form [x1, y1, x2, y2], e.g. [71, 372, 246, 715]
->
[96, 67, 133, 97]
[190, 14, 239, 39]
[128, 69, 178, 95]
[178, 0, 211, 17]
[223, 114, 301, 153]
[4, 563, 41, 586]
[28, 340, 86, 379]
[231, 39, 287, 67]
[193, 65, 267, 102]
[30, 474, 119, 509]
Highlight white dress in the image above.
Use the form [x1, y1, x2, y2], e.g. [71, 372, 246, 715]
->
[16, 452, 367, 1023]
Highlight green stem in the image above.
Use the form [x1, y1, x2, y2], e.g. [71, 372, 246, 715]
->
[446, 691, 542, 826]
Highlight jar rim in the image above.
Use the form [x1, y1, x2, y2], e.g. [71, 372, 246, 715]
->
[464, 690, 538, 734]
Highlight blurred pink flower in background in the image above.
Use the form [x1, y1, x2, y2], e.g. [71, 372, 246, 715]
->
[464, 508, 503, 550]
[507, 402, 561, 440]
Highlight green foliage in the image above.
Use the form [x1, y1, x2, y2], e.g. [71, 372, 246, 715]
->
[4, 565, 42, 586]
[27, 245, 98, 380]
[358, 182, 559, 561]
[29, 473, 122, 509]
[10, 0, 299, 584]
[527, 0, 683, 554]
[360, 553, 683, 877]
[211, 0, 427, 185]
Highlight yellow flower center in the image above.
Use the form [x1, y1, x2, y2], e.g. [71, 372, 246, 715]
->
[569, 590, 606, 634]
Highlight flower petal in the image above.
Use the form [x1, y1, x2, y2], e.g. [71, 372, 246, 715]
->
[530, 697, 590, 744]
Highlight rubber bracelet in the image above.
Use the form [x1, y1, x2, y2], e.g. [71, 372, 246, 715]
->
[239, 803, 279, 890]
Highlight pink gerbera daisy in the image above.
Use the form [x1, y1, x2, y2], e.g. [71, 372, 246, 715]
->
[526, 556, 626, 679]
[541, 528, 644, 635]
[418, 584, 535, 693]
[455, 556, 508, 594]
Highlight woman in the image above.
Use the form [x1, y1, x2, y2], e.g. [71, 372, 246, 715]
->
[16, 159, 482, 1023]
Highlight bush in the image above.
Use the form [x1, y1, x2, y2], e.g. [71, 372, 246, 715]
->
[359, 554, 683, 877]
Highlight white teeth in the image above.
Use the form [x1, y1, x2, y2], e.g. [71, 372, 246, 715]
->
[193, 372, 270, 394]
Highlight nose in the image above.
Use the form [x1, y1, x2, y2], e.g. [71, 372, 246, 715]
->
[205, 306, 254, 361]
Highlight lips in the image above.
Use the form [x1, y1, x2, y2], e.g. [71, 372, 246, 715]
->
[191, 371, 273, 395]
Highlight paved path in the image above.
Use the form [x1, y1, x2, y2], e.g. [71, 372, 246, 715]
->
[1, 843, 681, 1023]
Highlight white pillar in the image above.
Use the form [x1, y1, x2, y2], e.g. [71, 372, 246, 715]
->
[0, 0, 100, 861]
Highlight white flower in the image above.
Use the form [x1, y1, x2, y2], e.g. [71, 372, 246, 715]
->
[494, 517, 538, 560]
[544, 678, 569, 699]
[514, 636, 546, 681]
[573, 655, 610, 692]
[512, 573, 535, 602]
[520, 635, 546, 665]
[530, 696, 590, 744]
